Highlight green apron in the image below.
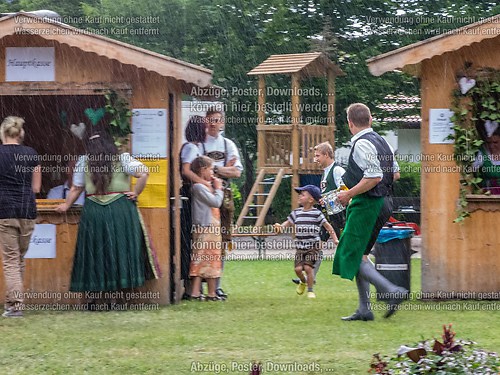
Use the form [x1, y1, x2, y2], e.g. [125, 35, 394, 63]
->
[332, 194, 384, 280]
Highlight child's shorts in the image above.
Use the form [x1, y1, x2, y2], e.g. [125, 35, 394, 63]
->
[294, 248, 320, 268]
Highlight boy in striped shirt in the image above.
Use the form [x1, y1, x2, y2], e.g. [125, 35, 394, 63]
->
[275, 185, 338, 298]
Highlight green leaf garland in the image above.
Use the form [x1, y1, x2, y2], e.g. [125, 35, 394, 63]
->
[450, 67, 500, 222]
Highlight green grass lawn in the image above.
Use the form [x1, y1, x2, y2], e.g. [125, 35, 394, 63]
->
[1, 259, 499, 374]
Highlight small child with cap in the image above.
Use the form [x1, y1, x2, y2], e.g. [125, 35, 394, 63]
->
[274, 184, 338, 298]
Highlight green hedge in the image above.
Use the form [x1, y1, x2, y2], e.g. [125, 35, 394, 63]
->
[394, 161, 421, 197]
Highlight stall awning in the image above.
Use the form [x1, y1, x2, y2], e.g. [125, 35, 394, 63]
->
[367, 14, 500, 77]
[0, 12, 213, 88]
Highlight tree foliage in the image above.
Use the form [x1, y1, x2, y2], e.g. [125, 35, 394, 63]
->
[2, 0, 499, 196]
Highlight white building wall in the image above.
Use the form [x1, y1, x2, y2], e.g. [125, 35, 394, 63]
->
[397, 128, 421, 163]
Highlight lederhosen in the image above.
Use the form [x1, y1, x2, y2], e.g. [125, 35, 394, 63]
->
[319, 164, 346, 240]
[202, 139, 235, 244]
[332, 131, 395, 280]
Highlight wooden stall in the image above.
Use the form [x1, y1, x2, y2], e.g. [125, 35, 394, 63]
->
[367, 15, 500, 297]
[0, 13, 213, 306]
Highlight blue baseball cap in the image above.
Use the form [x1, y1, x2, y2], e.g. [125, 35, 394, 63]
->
[294, 184, 322, 202]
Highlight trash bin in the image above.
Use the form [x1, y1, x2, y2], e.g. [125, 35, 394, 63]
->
[373, 226, 414, 301]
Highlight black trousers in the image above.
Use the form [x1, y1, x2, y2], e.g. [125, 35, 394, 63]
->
[320, 210, 346, 240]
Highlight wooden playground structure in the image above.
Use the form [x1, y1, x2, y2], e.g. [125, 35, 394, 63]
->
[237, 53, 344, 228]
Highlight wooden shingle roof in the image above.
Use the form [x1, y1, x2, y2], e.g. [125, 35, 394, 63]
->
[248, 52, 344, 77]
[367, 14, 500, 77]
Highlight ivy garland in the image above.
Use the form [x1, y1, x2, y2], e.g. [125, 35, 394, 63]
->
[104, 90, 133, 147]
[450, 67, 500, 222]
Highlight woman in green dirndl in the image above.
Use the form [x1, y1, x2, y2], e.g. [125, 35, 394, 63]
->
[56, 132, 160, 293]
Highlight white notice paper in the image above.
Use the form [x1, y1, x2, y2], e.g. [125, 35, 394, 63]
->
[25, 224, 56, 259]
[131, 109, 168, 158]
[6, 47, 55, 82]
[429, 109, 454, 144]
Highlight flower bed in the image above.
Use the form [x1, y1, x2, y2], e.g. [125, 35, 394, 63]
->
[370, 324, 500, 374]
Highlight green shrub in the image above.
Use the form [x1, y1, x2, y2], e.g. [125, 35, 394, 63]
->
[394, 161, 421, 197]
[230, 182, 243, 216]
[269, 176, 292, 223]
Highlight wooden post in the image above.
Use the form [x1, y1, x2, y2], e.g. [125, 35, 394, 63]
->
[257, 75, 266, 207]
[257, 75, 266, 169]
[291, 73, 301, 209]
[172, 90, 182, 304]
[327, 68, 336, 150]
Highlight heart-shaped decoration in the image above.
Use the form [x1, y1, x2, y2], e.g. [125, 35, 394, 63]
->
[485, 120, 499, 137]
[458, 77, 476, 95]
[70, 122, 86, 139]
[84, 107, 106, 126]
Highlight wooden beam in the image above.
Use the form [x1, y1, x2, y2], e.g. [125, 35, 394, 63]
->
[366, 15, 500, 77]
[327, 67, 336, 150]
[236, 169, 266, 227]
[256, 75, 267, 205]
[291, 73, 300, 209]
[172, 89, 182, 304]
[257, 76, 266, 170]
[255, 168, 285, 227]
[0, 82, 132, 96]
[327, 68, 336, 126]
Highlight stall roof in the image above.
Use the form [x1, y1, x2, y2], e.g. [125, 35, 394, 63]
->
[248, 52, 344, 77]
[367, 14, 500, 77]
[0, 12, 213, 88]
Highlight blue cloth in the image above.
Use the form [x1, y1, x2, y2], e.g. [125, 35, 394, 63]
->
[47, 183, 86, 205]
[376, 228, 414, 243]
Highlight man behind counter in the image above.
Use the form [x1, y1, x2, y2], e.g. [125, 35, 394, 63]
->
[47, 159, 85, 205]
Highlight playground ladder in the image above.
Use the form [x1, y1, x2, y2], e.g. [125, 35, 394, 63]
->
[236, 168, 285, 228]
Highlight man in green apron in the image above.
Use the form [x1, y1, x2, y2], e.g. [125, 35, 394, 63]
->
[334, 103, 406, 321]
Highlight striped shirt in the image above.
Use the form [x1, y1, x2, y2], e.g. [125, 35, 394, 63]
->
[287, 207, 327, 250]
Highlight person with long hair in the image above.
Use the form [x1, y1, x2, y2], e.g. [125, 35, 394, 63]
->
[200, 107, 243, 299]
[56, 131, 160, 302]
[0, 116, 41, 318]
[179, 116, 208, 298]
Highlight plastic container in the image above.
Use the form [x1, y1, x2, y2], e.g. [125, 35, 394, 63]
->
[373, 227, 414, 301]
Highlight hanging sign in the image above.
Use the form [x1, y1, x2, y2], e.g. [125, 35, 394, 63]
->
[5, 47, 55, 82]
[131, 109, 168, 158]
[25, 224, 56, 259]
[429, 109, 454, 144]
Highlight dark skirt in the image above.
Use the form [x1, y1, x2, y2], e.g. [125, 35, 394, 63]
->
[70, 196, 157, 292]
[180, 194, 192, 280]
